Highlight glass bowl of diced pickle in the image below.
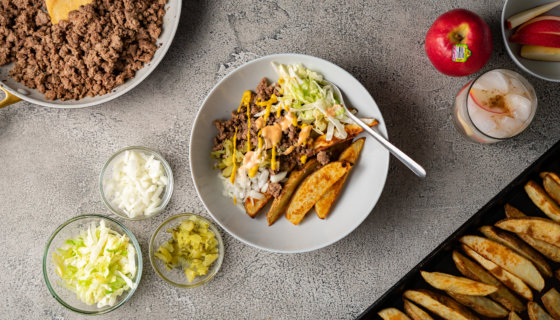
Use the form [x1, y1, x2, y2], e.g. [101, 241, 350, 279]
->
[149, 213, 224, 288]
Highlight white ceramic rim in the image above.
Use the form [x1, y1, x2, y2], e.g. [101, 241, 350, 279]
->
[501, 0, 560, 82]
[189, 53, 390, 253]
[0, 0, 182, 108]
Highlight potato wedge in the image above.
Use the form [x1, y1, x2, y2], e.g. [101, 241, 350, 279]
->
[525, 181, 560, 222]
[378, 308, 412, 320]
[460, 235, 545, 291]
[545, 172, 560, 184]
[505, 204, 527, 219]
[403, 299, 434, 320]
[502, 205, 560, 262]
[461, 244, 533, 301]
[266, 159, 319, 226]
[420, 271, 497, 296]
[542, 288, 560, 319]
[509, 312, 522, 320]
[312, 118, 378, 151]
[543, 173, 560, 205]
[496, 217, 560, 247]
[286, 161, 351, 225]
[540, 172, 554, 179]
[528, 302, 555, 320]
[244, 194, 272, 218]
[452, 251, 525, 312]
[479, 226, 552, 277]
[403, 289, 479, 320]
[518, 233, 560, 263]
[447, 292, 508, 318]
[316, 138, 365, 219]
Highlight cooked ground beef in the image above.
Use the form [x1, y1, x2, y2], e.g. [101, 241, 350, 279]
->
[255, 77, 279, 101]
[0, 0, 166, 100]
[317, 150, 330, 165]
[267, 182, 282, 198]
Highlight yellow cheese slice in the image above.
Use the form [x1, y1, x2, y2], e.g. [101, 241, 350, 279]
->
[45, 0, 93, 24]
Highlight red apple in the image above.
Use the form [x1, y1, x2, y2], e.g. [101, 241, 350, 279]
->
[425, 9, 492, 77]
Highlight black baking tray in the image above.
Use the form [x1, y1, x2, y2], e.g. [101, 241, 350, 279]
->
[358, 140, 560, 320]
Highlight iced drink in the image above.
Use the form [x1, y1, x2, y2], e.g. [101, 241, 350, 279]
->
[453, 69, 537, 144]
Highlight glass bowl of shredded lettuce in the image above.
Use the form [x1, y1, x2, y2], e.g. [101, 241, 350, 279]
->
[43, 215, 142, 315]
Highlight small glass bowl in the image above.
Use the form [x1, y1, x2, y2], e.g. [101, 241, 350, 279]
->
[149, 213, 224, 288]
[43, 214, 143, 315]
[99, 146, 174, 220]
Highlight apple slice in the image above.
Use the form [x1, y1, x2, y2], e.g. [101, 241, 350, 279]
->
[507, 1, 560, 30]
[510, 30, 560, 48]
[518, 16, 560, 32]
[521, 45, 560, 61]
[470, 89, 509, 114]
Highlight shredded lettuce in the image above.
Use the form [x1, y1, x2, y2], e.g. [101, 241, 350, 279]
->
[53, 220, 136, 308]
[272, 63, 350, 140]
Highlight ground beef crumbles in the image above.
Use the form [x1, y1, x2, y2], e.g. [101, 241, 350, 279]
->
[0, 0, 166, 100]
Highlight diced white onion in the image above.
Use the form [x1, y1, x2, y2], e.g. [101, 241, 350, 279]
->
[270, 171, 287, 183]
[104, 150, 168, 218]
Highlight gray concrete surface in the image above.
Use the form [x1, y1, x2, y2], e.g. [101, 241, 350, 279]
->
[1, 0, 559, 319]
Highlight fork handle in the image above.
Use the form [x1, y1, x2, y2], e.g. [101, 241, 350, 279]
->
[347, 112, 426, 178]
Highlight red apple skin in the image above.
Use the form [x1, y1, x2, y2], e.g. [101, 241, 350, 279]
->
[425, 9, 493, 77]
[518, 16, 560, 31]
[510, 31, 560, 48]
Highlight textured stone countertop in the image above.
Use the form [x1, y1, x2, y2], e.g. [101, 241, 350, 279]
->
[1, 0, 559, 319]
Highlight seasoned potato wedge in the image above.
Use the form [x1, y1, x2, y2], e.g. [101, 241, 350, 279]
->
[518, 233, 560, 263]
[528, 302, 555, 320]
[540, 172, 554, 179]
[244, 194, 272, 218]
[460, 235, 544, 291]
[525, 181, 560, 222]
[509, 312, 522, 320]
[315, 138, 365, 219]
[543, 173, 560, 205]
[286, 161, 351, 225]
[403, 289, 479, 320]
[501, 207, 560, 261]
[403, 299, 434, 320]
[495, 217, 560, 247]
[452, 251, 525, 312]
[312, 118, 378, 151]
[461, 244, 533, 301]
[479, 226, 552, 277]
[420, 271, 497, 295]
[447, 292, 508, 318]
[378, 308, 412, 320]
[505, 204, 527, 219]
[266, 159, 319, 226]
[541, 288, 560, 319]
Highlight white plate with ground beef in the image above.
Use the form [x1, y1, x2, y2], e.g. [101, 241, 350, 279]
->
[190, 54, 390, 253]
[0, 0, 180, 108]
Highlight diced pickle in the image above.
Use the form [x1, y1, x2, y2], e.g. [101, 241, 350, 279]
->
[155, 216, 220, 282]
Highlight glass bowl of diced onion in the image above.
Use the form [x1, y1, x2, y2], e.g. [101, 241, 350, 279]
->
[42, 214, 143, 315]
[99, 146, 174, 220]
[149, 213, 224, 288]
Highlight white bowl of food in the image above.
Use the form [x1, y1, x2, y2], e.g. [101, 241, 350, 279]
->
[502, 0, 560, 82]
[189, 54, 390, 253]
